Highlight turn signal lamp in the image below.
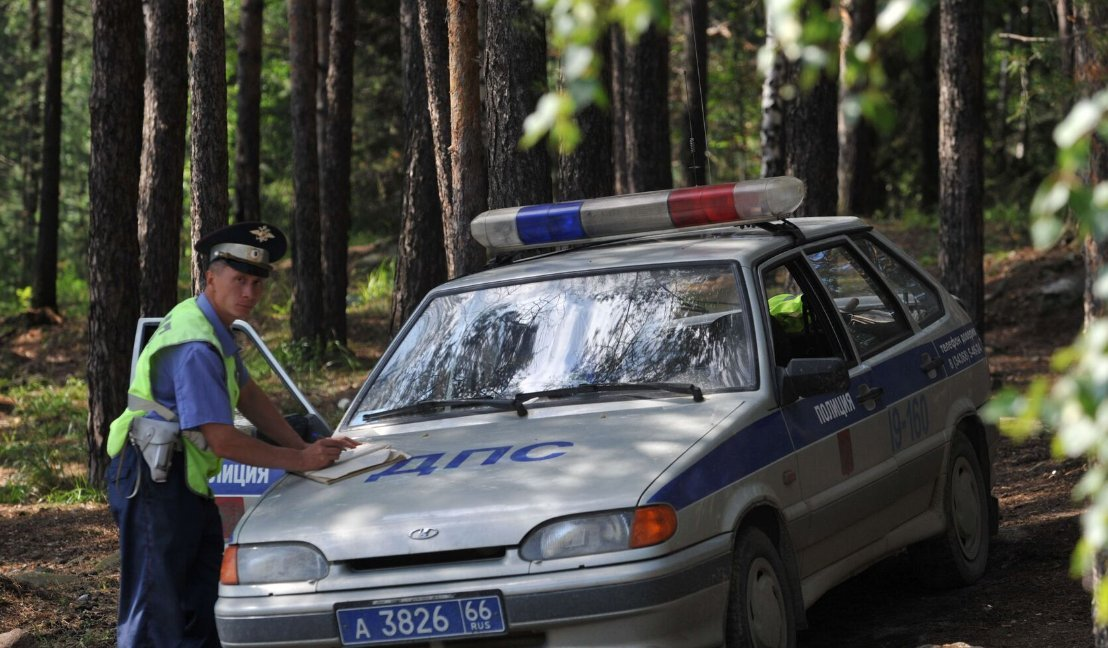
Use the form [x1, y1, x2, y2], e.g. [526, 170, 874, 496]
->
[471, 176, 806, 253]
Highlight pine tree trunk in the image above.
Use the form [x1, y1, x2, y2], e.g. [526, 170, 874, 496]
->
[391, 0, 446, 334]
[612, 20, 671, 194]
[446, 0, 486, 277]
[320, 0, 355, 346]
[32, 0, 61, 312]
[188, 0, 229, 293]
[836, 0, 875, 216]
[556, 100, 614, 201]
[483, 0, 550, 210]
[919, 10, 940, 210]
[418, 0, 455, 268]
[20, 0, 41, 290]
[137, 0, 188, 318]
[87, 0, 144, 486]
[316, 0, 331, 173]
[760, 18, 786, 179]
[289, 0, 324, 344]
[937, 0, 985, 332]
[1075, 0, 1108, 329]
[234, 0, 264, 223]
[784, 14, 838, 219]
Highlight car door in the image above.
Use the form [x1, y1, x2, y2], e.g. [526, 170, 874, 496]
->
[128, 317, 330, 541]
[762, 241, 918, 577]
[851, 234, 952, 519]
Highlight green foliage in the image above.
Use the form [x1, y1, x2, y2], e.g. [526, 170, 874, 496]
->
[989, 90, 1108, 623]
[356, 258, 396, 306]
[0, 377, 102, 504]
[525, 0, 667, 151]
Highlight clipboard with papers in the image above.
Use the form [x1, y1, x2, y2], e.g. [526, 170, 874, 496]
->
[296, 439, 408, 484]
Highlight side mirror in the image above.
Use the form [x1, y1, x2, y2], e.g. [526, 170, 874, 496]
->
[778, 357, 850, 405]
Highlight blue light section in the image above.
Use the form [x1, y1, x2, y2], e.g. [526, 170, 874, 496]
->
[516, 201, 585, 245]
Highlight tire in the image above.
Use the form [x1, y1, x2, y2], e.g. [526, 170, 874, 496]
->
[725, 526, 798, 648]
[909, 430, 990, 588]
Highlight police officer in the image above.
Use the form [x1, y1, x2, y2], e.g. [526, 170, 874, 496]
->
[104, 222, 358, 647]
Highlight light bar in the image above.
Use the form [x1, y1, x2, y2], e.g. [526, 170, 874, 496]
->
[471, 176, 806, 253]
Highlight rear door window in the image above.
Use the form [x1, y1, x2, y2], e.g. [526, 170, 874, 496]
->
[805, 245, 913, 358]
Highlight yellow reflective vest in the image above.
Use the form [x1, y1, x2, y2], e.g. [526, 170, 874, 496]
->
[107, 299, 240, 497]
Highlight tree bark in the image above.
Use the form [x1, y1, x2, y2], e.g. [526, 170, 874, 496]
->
[612, 20, 672, 194]
[234, 0, 264, 223]
[137, 0, 188, 317]
[20, 0, 41, 289]
[555, 102, 614, 201]
[784, 3, 838, 219]
[919, 9, 940, 210]
[483, 0, 550, 210]
[32, 0, 61, 312]
[289, 0, 324, 343]
[1058, 0, 1074, 80]
[88, 0, 144, 486]
[1074, 0, 1108, 328]
[760, 17, 787, 179]
[680, 0, 709, 187]
[417, 0, 455, 268]
[836, 0, 875, 215]
[316, 0, 331, 178]
[445, 0, 486, 277]
[391, 0, 446, 334]
[320, 0, 355, 346]
[938, 0, 985, 332]
[188, 0, 229, 294]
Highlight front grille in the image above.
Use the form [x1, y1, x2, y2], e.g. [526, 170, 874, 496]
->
[344, 546, 507, 571]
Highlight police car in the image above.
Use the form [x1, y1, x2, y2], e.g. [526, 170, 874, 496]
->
[213, 177, 997, 648]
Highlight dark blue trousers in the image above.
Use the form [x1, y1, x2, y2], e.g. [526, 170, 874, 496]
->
[107, 444, 224, 648]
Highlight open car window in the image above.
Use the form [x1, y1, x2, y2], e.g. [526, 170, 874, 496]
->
[351, 265, 757, 424]
[853, 236, 945, 329]
[804, 245, 913, 359]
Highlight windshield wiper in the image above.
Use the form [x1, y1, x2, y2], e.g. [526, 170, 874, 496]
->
[361, 397, 525, 422]
[512, 382, 705, 413]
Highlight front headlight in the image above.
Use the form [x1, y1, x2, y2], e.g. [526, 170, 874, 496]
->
[220, 542, 329, 585]
[519, 505, 677, 561]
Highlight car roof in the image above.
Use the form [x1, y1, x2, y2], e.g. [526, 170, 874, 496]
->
[438, 216, 873, 292]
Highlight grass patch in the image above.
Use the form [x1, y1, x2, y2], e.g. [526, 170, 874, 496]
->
[0, 377, 100, 503]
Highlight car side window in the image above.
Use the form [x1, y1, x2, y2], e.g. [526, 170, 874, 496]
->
[762, 261, 848, 368]
[854, 237, 945, 329]
[805, 245, 913, 358]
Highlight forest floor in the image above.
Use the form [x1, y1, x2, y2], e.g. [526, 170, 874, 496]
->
[0, 225, 1097, 647]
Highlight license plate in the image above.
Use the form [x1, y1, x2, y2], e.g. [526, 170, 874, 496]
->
[336, 593, 506, 645]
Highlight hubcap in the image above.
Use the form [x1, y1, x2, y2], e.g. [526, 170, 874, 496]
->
[951, 455, 982, 560]
[746, 556, 786, 648]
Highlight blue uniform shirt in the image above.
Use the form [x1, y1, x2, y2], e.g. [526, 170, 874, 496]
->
[150, 294, 251, 431]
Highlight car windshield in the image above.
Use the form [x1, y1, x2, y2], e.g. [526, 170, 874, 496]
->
[351, 264, 755, 423]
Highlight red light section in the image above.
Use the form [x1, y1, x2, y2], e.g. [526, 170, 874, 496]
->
[668, 183, 737, 227]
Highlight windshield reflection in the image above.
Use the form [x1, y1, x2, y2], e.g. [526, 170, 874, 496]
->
[352, 265, 755, 422]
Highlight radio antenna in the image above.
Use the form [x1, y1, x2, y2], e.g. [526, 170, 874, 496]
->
[682, 70, 703, 186]
[687, 0, 712, 185]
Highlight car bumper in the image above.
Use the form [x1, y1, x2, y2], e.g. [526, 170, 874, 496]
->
[215, 536, 732, 647]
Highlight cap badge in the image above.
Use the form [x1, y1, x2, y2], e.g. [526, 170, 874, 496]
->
[251, 225, 276, 243]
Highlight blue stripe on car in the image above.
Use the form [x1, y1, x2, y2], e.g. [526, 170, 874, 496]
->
[648, 324, 983, 510]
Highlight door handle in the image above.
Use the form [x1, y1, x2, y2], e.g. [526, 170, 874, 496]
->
[920, 353, 943, 375]
[856, 384, 884, 410]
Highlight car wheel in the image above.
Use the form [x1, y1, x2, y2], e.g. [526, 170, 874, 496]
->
[725, 526, 797, 648]
[909, 429, 990, 588]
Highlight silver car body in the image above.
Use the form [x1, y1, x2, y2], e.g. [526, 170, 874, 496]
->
[215, 216, 994, 647]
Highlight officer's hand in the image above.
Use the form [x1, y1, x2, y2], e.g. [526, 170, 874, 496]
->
[299, 437, 361, 471]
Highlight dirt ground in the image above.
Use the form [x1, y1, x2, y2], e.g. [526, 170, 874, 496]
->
[0, 239, 1096, 647]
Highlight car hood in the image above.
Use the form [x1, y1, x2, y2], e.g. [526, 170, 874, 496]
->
[235, 395, 744, 561]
